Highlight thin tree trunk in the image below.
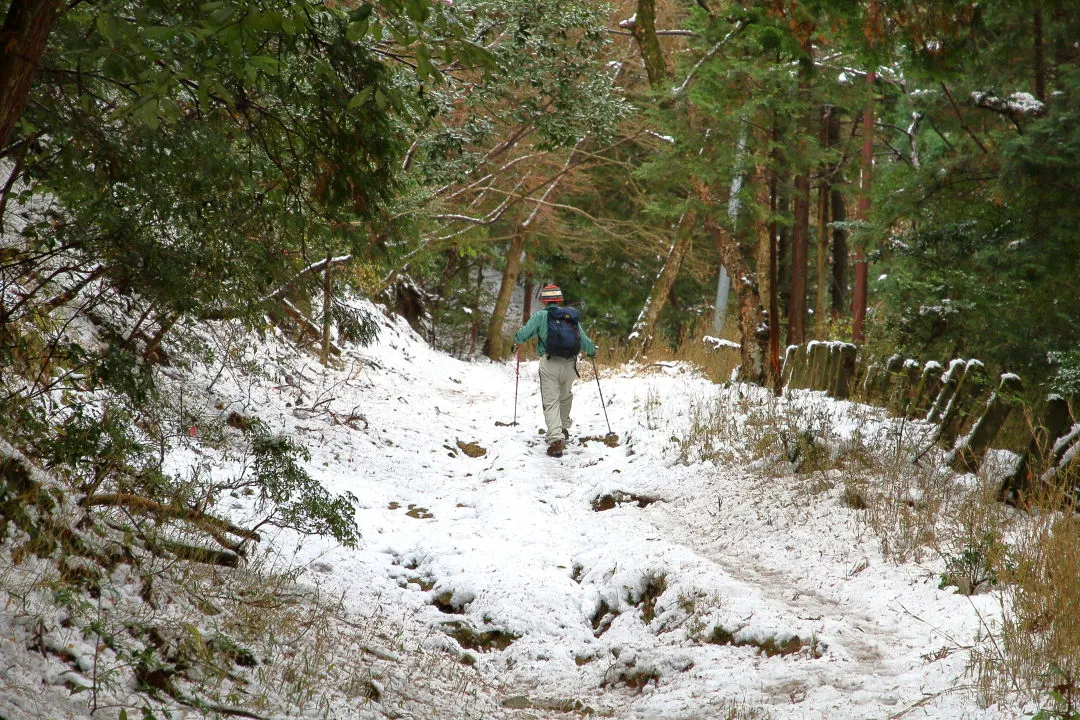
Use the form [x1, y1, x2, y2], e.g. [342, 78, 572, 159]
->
[629, 209, 696, 353]
[830, 186, 847, 318]
[825, 107, 848, 319]
[320, 253, 332, 365]
[1033, 4, 1046, 103]
[767, 171, 781, 392]
[789, 170, 810, 345]
[707, 220, 767, 385]
[470, 263, 482, 356]
[484, 222, 527, 359]
[852, 80, 874, 344]
[852, 0, 878, 343]
[815, 106, 834, 334]
[629, 0, 668, 90]
[521, 270, 534, 323]
[0, 0, 61, 153]
[815, 181, 829, 336]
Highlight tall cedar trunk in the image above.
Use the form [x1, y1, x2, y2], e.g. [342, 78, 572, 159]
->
[830, 187, 847, 316]
[483, 222, 527, 359]
[708, 221, 767, 384]
[630, 0, 668, 89]
[825, 108, 847, 318]
[787, 28, 815, 347]
[814, 106, 831, 335]
[1033, 5, 1046, 103]
[0, 0, 61, 152]
[814, 182, 828, 335]
[629, 210, 696, 352]
[767, 171, 781, 392]
[789, 171, 810, 345]
[852, 0, 878, 343]
[851, 78, 874, 343]
[776, 179, 790, 318]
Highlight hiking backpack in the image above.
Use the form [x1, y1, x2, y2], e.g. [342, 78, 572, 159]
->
[545, 306, 581, 359]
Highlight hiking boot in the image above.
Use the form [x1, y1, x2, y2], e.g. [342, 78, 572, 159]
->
[562, 428, 569, 440]
[547, 440, 565, 458]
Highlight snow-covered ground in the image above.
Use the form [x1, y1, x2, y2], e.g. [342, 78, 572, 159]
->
[1, 302, 1024, 719]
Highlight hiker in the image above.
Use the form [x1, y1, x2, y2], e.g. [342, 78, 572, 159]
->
[513, 284, 597, 458]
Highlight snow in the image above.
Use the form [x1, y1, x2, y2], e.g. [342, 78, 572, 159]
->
[0, 301, 1030, 718]
[702, 335, 739, 350]
[971, 91, 1045, 115]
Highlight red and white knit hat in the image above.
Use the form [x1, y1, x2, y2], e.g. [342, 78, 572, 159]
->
[538, 284, 564, 304]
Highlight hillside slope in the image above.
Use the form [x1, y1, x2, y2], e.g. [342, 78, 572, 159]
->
[1, 303, 1017, 719]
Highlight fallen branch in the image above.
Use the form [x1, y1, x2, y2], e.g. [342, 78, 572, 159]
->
[80, 492, 261, 542]
[280, 298, 343, 357]
[150, 538, 240, 568]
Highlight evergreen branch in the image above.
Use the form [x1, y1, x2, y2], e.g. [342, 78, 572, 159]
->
[258, 254, 354, 305]
[940, 82, 990, 154]
[80, 493, 262, 542]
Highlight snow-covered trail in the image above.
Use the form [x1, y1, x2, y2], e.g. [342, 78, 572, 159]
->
[208, 310, 1013, 720]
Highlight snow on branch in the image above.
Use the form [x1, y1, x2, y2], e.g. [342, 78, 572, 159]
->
[971, 91, 1045, 116]
[259, 254, 353, 305]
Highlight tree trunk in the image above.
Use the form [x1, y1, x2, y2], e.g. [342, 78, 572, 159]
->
[629, 209, 696, 353]
[521, 270, 534, 323]
[788, 38, 815, 346]
[852, 92, 873, 343]
[789, 170, 810, 345]
[629, 0, 668, 90]
[484, 222, 527, 359]
[815, 106, 833, 334]
[320, 253, 332, 365]
[0, 0, 61, 153]
[852, 1, 878, 343]
[830, 186, 848, 318]
[1033, 4, 1046, 103]
[708, 221, 767, 385]
[766, 167, 782, 392]
[469, 263, 482, 356]
[815, 182, 829, 334]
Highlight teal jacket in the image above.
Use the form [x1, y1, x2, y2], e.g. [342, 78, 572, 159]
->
[514, 307, 597, 358]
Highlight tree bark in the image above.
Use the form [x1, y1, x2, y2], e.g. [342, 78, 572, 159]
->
[629, 209, 696, 353]
[852, 83, 874, 343]
[787, 28, 815, 346]
[852, 0, 878, 343]
[320, 253, 332, 365]
[766, 166, 781, 392]
[483, 221, 527, 359]
[0, 0, 61, 153]
[789, 170, 810, 345]
[815, 106, 833, 334]
[1033, 4, 1046, 103]
[629, 0, 668, 90]
[521, 270, 534, 323]
[707, 220, 767, 384]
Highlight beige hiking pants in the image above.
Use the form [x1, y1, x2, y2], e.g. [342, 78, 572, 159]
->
[538, 355, 577, 445]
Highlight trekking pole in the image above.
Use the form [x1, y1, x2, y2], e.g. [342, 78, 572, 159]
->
[590, 356, 614, 438]
[512, 345, 521, 426]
